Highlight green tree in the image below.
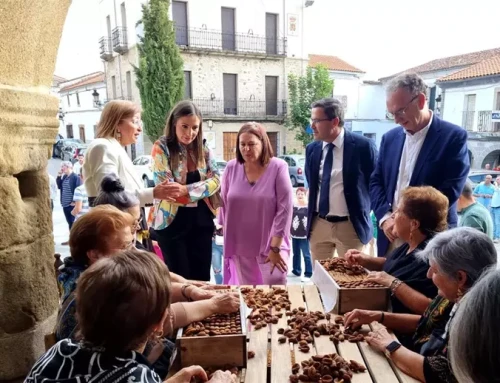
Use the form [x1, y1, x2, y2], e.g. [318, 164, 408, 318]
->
[286, 64, 334, 147]
[135, 0, 184, 142]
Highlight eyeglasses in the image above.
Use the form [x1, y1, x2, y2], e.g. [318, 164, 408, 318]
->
[310, 118, 333, 125]
[387, 95, 419, 120]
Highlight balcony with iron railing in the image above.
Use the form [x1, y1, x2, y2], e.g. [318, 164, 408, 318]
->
[112, 26, 128, 54]
[192, 98, 287, 120]
[99, 37, 113, 61]
[477, 110, 500, 133]
[175, 26, 287, 58]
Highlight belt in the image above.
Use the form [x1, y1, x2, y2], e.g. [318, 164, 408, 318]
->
[316, 213, 348, 223]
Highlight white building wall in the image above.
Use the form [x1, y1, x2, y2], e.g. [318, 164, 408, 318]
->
[330, 73, 362, 119]
[350, 120, 396, 149]
[357, 83, 387, 120]
[442, 82, 500, 131]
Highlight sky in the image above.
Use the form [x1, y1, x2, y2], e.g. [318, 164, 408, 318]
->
[55, 0, 500, 81]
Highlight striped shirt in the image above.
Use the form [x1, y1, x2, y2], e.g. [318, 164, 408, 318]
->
[61, 176, 74, 207]
[73, 185, 89, 219]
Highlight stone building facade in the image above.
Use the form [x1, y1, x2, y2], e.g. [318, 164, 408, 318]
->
[0, 0, 70, 380]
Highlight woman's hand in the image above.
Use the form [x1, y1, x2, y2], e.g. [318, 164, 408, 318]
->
[189, 285, 217, 301]
[265, 250, 287, 274]
[365, 327, 397, 353]
[208, 370, 238, 383]
[366, 271, 395, 288]
[153, 180, 188, 201]
[209, 292, 240, 314]
[345, 249, 369, 266]
[165, 365, 207, 383]
[344, 309, 382, 330]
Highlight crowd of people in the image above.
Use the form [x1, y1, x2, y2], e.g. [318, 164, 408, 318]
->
[31, 72, 500, 382]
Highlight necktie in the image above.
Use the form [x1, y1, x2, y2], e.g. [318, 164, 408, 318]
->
[319, 143, 334, 217]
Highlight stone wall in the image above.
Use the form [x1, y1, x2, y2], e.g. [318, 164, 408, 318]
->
[0, 0, 70, 379]
[467, 137, 500, 169]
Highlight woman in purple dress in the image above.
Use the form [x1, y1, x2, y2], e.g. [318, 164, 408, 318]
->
[220, 122, 293, 285]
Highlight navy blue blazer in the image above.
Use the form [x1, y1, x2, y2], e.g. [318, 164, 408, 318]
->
[370, 116, 470, 256]
[305, 130, 377, 245]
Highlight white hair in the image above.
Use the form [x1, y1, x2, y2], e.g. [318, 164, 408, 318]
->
[61, 161, 73, 168]
[386, 73, 428, 97]
[450, 268, 500, 382]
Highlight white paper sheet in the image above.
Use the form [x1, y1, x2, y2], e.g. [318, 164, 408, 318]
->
[311, 260, 339, 313]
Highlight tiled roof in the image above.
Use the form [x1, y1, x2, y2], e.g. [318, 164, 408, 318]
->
[60, 72, 105, 92]
[309, 54, 364, 73]
[379, 47, 500, 80]
[52, 74, 67, 86]
[438, 55, 500, 82]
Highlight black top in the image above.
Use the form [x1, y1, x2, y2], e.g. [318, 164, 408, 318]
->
[383, 240, 437, 314]
[291, 206, 308, 238]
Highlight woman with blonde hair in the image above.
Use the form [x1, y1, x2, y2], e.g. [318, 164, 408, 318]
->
[151, 100, 221, 281]
[83, 100, 171, 206]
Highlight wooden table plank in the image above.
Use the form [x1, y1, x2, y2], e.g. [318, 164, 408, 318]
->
[303, 285, 338, 356]
[270, 285, 293, 383]
[243, 285, 269, 383]
[357, 325, 399, 383]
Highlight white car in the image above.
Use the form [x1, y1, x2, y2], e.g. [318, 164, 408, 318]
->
[133, 155, 154, 188]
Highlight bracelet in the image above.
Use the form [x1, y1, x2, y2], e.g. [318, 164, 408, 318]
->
[181, 284, 193, 302]
[390, 278, 403, 296]
[379, 312, 385, 324]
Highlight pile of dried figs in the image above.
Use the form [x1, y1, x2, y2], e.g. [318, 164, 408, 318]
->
[337, 280, 384, 288]
[320, 258, 367, 276]
[184, 312, 241, 337]
[289, 353, 366, 383]
[241, 286, 291, 311]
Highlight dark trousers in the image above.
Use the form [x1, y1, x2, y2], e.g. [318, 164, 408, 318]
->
[292, 238, 313, 277]
[156, 225, 213, 281]
[63, 206, 75, 230]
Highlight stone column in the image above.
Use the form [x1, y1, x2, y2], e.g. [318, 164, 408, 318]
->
[0, 0, 71, 380]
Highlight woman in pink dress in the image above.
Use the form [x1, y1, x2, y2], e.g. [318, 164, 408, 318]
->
[220, 122, 293, 285]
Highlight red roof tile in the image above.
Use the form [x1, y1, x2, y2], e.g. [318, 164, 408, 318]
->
[437, 55, 500, 82]
[60, 72, 105, 92]
[309, 54, 364, 73]
[380, 47, 500, 80]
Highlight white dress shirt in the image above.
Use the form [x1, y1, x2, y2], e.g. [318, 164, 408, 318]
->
[380, 112, 434, 226]
[316, 129, 349, 216]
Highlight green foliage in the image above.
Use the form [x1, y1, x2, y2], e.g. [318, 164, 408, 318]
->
[286, 64, 334, 147]
[135, 0, 184, 142]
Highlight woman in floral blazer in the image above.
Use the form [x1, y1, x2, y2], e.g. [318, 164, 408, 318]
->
[151, 100, 220, 281]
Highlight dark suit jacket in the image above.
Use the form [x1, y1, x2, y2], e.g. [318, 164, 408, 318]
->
[305, 130, 377, 245]
[370, 116, 470, 256]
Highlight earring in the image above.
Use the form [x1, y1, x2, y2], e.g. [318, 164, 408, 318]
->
[409, 230, 413, 244]
[456, 288, 464, 300]
[153, 329, 164, 340]
[115, 131, 122, 142]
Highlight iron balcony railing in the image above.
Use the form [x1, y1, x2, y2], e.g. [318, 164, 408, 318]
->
[462, 111, 475, 131]
[99, 37, 113, 61]
[175, 26, 287, 56]
[477, 110, 500, 133]
[112, 27, 128, 53]
[192, 99, 287, 119]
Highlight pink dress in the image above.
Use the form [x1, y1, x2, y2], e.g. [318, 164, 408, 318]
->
[220, 158, 293, 285]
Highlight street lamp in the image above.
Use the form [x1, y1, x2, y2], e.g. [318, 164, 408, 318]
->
[92, 89, 103, 109]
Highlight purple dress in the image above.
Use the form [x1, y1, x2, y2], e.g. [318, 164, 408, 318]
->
[220, 158, 293, 285]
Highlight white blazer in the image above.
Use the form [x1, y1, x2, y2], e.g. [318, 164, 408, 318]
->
[83, 138, 154, 206]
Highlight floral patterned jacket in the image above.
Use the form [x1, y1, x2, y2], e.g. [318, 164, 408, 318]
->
[150, 137, 220, 230]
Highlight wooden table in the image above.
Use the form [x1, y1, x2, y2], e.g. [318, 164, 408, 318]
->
[171, 284, 420, 383]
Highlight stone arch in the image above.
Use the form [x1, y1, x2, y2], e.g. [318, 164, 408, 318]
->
[481, 150, 500, 169]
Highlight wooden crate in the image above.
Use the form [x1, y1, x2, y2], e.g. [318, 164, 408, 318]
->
[176, 294, 247, 368]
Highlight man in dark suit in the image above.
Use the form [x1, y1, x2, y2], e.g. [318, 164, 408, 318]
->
[305, 98, 377, 260]
[370, 73, 470, 256]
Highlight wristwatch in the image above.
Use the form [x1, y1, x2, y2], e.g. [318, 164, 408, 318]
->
[270, 246, 280, 254]
[384, 341, 402, 359]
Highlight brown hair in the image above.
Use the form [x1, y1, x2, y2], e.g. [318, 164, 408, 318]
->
[69, 205, 135, 266]
[236, 122, 273, 166]
[76, 248, 171, 353]
[400, 186, 449, 236]
[96, 100, 140, 139]
[164, 100, 205, 172]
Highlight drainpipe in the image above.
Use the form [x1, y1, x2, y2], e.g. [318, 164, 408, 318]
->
[113, 0, 124, 99]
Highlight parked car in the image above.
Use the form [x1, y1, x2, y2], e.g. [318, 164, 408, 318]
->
[215, 159, 227, 179]
[133, 155, 155, 188]
[279, 155, 305, 187]
[468, 170, 500, 188]
[54, 138, 83, 159]
[61, 143, 87, 162]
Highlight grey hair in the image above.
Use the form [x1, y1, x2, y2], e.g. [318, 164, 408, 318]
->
[311, 98, 344, 127]
[461, 180, 473, 198]
[61, 161, 73, 168]
[417, 227, 497, 289]
[450, 268, 500, 383]
[386, 73, 428, 97]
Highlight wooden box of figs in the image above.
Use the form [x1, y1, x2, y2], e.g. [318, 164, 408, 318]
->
[318, 259, 390, 314]
[176, 293, 247, 368]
